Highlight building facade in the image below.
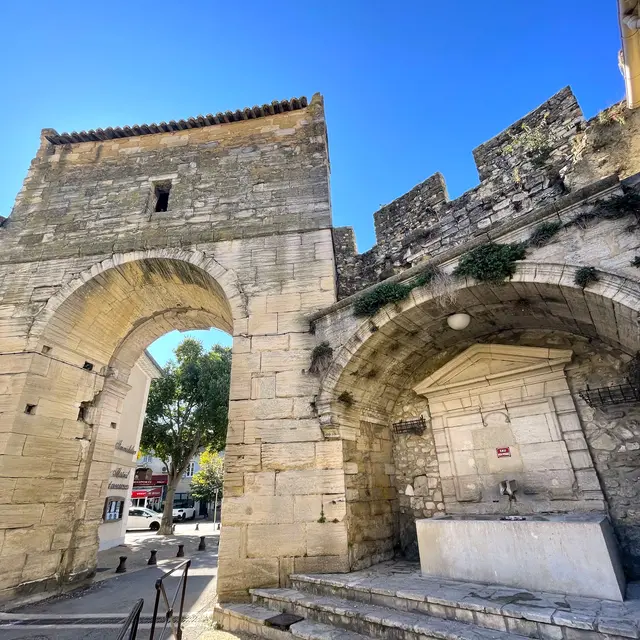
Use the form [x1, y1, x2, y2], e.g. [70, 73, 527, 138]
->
[2, 87, 640, 606]
[97, 351, 162, 551]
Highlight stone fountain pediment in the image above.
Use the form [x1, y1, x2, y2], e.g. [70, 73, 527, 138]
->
[413, 344, 573, 397]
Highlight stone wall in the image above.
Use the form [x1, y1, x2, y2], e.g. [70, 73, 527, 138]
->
[343, 419, 396, 570]
[0, 96, 344, 601]
[565, 342, 640, 579]
[332, 88, 640, 299]
[389, 390, 440, 560]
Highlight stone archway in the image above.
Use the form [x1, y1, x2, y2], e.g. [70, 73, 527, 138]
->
[313, 263, 640, 574]
[0, 95, 340, 602]
[1, 256, 236, 588]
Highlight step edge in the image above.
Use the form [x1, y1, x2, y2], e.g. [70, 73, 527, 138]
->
[252, 589, 530, 640]
[289, 577, 639, 636]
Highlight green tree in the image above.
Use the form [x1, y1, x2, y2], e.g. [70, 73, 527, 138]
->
[190, 449, 225, 520]
[141, 338, 231, 534]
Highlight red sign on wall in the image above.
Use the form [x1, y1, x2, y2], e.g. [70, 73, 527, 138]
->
[496, 447, 511, 458]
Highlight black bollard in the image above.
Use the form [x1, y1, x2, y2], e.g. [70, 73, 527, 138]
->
[195, 523, 199, 531]
[115, 556, 127, 573]
[176, 543, 185, 558]
[198, 536, 206, 551]
[148, 549, 157, 565]
[172, 524, 176, 534]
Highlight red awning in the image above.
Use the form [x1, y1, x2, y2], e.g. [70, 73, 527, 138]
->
[131, 487, 163, 499]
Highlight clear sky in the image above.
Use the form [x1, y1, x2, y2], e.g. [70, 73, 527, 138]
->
[0, 1, 624, 364]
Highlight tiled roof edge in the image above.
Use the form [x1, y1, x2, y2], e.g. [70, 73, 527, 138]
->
[45, 96, 308, 145]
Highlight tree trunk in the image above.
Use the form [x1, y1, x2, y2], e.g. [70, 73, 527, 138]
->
[158, 480, 178, 535]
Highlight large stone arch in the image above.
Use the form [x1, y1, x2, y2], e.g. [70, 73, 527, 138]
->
[27, 248, 248, 351]
[2, 256, 239, 589]
[313, 262, 640, 573]
[0, 95, 339, 602]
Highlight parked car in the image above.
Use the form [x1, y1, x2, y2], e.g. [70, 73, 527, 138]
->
[127, 507, 162, 531]
[172, 506, 196, 521]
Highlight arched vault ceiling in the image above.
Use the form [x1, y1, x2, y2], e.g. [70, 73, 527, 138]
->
[324, 274, 640, 417]
[38, 258, 233, 372]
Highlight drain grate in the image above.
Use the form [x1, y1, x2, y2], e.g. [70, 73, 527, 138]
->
[265, 612, 304, 630]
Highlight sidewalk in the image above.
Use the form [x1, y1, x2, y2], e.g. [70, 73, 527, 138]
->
[0, 523, 257, 640]
[96, 521, 220, 581]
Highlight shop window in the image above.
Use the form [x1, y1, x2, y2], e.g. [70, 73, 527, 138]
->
[103, 496, 125, 522]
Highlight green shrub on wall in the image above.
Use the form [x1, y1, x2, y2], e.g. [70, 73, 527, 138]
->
[453, 242, 526, 284]
[574, 266, 599, 289]
[527, 221, 562, 247]
[353, 282, 412, 317]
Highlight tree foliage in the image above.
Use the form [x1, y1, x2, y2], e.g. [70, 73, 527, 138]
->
[190, 449, 225, 504]
[141, 338, 231, 533]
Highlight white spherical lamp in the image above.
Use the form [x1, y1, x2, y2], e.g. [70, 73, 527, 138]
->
[447, 313, 471, 330]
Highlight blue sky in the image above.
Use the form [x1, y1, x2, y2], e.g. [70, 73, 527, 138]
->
[0, 2, 623, 365]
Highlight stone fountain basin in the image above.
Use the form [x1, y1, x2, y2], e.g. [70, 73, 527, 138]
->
[416, 513, 626, 601]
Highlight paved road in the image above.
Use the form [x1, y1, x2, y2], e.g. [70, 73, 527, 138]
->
[0, 550, 218, 639]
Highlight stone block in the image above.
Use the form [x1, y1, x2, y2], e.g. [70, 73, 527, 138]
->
[251, 335, 289, 352]
[245, 472, 276, 495]
[569, 450, 594, 470]
[306, 522, 348, 556]
[223, 495, 294, 525]
[276, 470, 345, 495]
[229, 399, 294, 421]
[293, 495, 346, 523]
[262, 443, 315, 470]
[0, 434, 26, 456]
[244, 419, 322, 443]
[575, 469, 602, 491]
[21, 550, 62, 581]
[12, 479, 64, 503]
[2, 527, 54, 556]
[247, 524, 306, 557]
[0, 504, 44, 529]
[216, 558, 280, 601]
[521, 441, 571, 471]
[248, 313, 278, 335]
[225, 444, 261, 473]
[0, 479, 16, 504]
[260, 351, 309, 373]
[0, 455, 52, 478]
[293, 555, 350, 574]
[314, 442, 343, 469]
[416, 514, 625, 600]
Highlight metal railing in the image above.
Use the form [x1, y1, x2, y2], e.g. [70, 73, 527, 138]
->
[149, 559, 191, 640]
[117, 598, 144, 640]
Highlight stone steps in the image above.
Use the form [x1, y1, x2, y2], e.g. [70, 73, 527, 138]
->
[251, 587, 530, 640]
[289, 570, 640, 640]
[215, 602, 369, 639]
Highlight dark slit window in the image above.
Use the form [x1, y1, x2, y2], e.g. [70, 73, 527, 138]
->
[154, 182, 171, 212]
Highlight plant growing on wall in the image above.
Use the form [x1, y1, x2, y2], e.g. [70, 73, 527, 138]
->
[141, 338, 231, 535]
[527, 221, 562, 248]
[632, 257, 640, 268]
[502, 113, 554, 167]
[353, 282, 413, 317]
[353, 266, 448, 318]
[574, 266, 599, 289]
[598, 102, 627, 126]
[309, 342, 333, 375]
[453, 242, 527, 284]
[337, 391, 354, 406]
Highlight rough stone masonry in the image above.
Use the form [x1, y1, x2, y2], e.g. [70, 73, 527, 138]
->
[3, 85, 640, 604]
[0, 95, 343, 602]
